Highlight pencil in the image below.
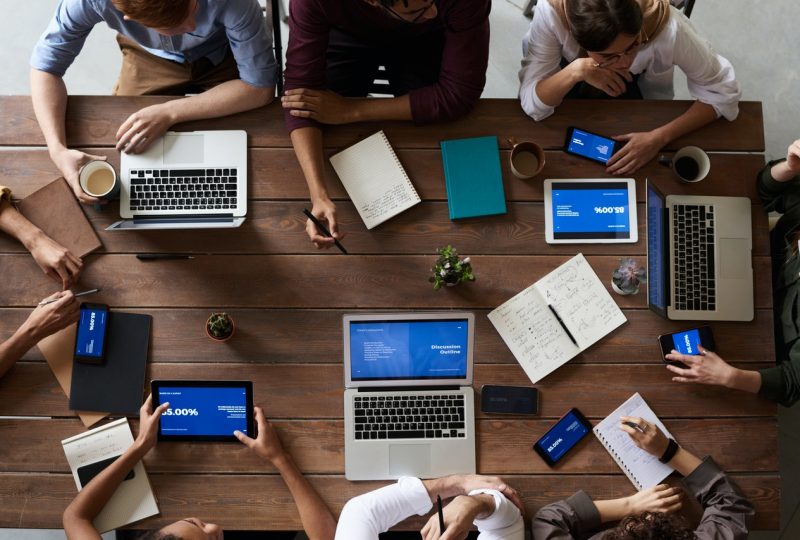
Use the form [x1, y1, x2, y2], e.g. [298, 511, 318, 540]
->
[303, 208, 348, 254]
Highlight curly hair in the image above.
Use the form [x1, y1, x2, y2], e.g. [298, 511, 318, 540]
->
[137, 530, 183, 540]
[566, 0, 643, 52]
[603, 512, 695, 540]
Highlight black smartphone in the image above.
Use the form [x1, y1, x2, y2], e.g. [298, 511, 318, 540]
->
[532, 408, 592, 467]
[76, 455, 135, 488]
[657, 326, 716, 366]
[73, 303, 110, 364]
[564, 126, 620, 165]
[480, 385, 539, 415]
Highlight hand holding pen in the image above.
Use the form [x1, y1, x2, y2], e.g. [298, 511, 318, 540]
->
[303, 208, 347, 254]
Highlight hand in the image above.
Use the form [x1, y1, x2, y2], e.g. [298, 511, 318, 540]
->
[577, 58, 633, 98]
[305, 198, 344, 249]
[115, 104, 175, 154]
[626, 484, 684, 515]
[234, 406, 287, 463]
[28, 232, 83, 289]
[665, 345, 737, 387]
[52, 149, 109, 205]
[282, 89, 354, 124]
[786, 139, 800, 173]
[18, 291, 79, 344]
[606, 131, 667, 175]
[136, 393, 170, 451]
[420, 494, 489, 540]
[619, 416, 669, 458]
[450, 474, 524, 513]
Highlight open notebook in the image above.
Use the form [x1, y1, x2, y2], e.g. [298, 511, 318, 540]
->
[488, 253, 626, 383]
[593, 393, 675, 490]
[329, 130, 420, 229]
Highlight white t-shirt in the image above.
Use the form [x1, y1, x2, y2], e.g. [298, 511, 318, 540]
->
[518, 2, 741, 121]
[333, 476, 524, 540]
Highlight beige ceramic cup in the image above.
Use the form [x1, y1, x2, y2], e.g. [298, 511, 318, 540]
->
[508, 138, 546, 179]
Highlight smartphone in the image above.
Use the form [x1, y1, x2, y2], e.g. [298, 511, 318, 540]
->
[657, 326, 716, 366]
[77, 455, 134, 488]
[533, 408, 592, 467]
[564, 126, 620, 165]
[74, 303, 110, 364]
[480, 385, 539, 415]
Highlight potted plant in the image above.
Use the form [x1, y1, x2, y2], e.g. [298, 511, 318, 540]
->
[429, 245, 475, 290]
[611, 257, 646, 295]
[206, 312, 235, 342]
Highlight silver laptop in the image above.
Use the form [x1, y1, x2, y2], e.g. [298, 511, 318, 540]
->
[343, 313, 477, 481]
[107, 130, 247, 230]
[646, 180, 753, 321]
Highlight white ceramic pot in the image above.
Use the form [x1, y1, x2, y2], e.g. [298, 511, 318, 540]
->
[611, 280, 638, 296]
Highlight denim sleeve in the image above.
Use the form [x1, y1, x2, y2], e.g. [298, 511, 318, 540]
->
[30, 0, 103, 77]
[222, 0, 277, 88]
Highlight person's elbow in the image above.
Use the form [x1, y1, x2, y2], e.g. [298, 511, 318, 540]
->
[519, 84, 553, 122]
[247, 83, 274, 107]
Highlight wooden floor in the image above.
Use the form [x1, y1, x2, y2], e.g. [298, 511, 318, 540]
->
[0, 97, 779, 531]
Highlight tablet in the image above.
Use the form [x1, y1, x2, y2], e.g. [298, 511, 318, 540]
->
[152, 380, 254, 442]
[544, 178, 637, 244]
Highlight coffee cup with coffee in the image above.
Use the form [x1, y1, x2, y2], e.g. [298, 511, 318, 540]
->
[79, 160, 119, 200]
[658, 146, 710, 183]
[508, 138, 546, 180]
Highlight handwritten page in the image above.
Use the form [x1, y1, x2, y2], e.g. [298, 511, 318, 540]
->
[62, 418, 159, 532]
[488, 253, 626, 383]
[593, 393, 674, 490]
[330, 130, 420, 229]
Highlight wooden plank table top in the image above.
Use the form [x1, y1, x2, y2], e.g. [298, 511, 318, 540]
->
[0, 97, 778, 532]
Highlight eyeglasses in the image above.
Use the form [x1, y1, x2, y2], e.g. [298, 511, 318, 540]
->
[592, 38, 642, 68]
[381, 0, 436, 23]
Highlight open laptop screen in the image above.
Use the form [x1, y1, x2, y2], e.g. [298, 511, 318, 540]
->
[349, 319, 469, 381]
[647, 183, 667, 313]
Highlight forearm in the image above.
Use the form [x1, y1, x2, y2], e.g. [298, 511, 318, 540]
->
[724, 368, 763, 394]
[165, 79, 273, 125]
[349, 95, 412, 123]
[290, 127, 330, 202]
[0, 200, 47, 252]
[651, 101, 718, 147]
[770, 160, 798, 183]
[30, 69, 70, 158]
[534, 60, 585, 108]
[0, 330, 35, 380]
[272, 453, 336, 540]
[666, 446, 703, 478]
[593, 497, 632, 523]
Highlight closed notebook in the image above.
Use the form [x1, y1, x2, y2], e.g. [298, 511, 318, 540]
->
[70, 312, 151, 415]
[16, 177, 102, 257]
[440, 136, 507, 220]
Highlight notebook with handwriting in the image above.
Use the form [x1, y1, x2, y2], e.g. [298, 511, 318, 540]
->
[329, 130, 420, 229]
[593, 393, 675, 490]
[488, 253, 626, 383]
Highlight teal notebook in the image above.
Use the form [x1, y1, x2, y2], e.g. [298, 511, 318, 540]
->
[440, 136, 507, 220]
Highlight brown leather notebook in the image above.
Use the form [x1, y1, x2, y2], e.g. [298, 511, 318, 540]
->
[16, 177, 102, 257]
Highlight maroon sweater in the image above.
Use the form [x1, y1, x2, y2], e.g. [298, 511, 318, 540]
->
[283, 0, 490, 132]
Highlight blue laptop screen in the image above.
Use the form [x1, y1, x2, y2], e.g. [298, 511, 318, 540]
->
[349, 319, 469, 381]
[647, 184, 666, 311]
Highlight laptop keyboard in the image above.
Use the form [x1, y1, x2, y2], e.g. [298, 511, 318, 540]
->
[127, 168, 238, 212]
[353, 393, 466, 440]
[673, 204, 716, 311]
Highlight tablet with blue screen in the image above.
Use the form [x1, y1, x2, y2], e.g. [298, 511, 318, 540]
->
[152, 380, 254, 441]
[544, 178, 637, 244]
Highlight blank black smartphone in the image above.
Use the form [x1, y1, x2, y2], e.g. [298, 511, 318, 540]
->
[480, 385, 539, 415]
[657, 326, 716, 366]
[564, 126, 620, 165]
[533, 408, 592, 467]
[73, 303, 110, 364]
[76, 455, 134, 488]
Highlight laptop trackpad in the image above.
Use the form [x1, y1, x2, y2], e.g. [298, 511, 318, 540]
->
[719, 238, 750, 279]
[164, 134, 204, 164]
[389, 444, 431, 477]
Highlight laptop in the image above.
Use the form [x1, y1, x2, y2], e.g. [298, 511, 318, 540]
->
[343, 312, 476, 481]
[646, 179, 753, 321]
[107, 130, 247, 230]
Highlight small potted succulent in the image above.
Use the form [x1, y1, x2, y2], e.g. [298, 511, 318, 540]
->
[429, 245, 475, 290]
[611, 257, 646, 296]
[206, 312, 235, 342]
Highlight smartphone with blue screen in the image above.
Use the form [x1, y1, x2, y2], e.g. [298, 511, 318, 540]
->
[532, 408, 592, 467]
[658, 326, 715, 366]
[564, 126, 620, 165]
[74, 303, 109, 364]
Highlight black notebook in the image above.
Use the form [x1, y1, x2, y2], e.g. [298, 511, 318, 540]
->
[70, 312, 151, 415]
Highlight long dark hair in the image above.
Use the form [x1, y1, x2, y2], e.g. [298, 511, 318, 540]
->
[602, 511, 695, 539]
[566, 0, 643, 51]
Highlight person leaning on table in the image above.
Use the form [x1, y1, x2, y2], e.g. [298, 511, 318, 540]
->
[664, 140, 800, 407]
[518, 0, 740, 175]
[63, 401, 337, 540]
[30, 0, 277, 206]
[532, 416, 754, 539]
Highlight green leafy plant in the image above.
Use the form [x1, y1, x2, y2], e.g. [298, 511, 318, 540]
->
[611, 257, 647, 295]
[206, 312, 234, 340]
[429, 245, 475, 290]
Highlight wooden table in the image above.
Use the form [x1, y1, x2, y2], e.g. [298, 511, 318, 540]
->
[0, 97, 779, 531]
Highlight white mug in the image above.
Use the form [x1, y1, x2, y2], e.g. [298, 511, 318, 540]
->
[658, 146, 710, 183]
[79, 160, 119, 198]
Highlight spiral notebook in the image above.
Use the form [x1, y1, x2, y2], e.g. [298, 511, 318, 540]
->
[330, 130, 420, 229]
[593, 393, 675, 490]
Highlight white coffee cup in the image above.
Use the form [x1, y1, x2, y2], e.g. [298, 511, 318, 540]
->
[79, 160, 119, 198]
[658, 146, 711, 183]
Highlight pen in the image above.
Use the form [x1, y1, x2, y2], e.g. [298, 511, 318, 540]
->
[136, 254, 195, 261]
[39, 288, 101, 306]
[622, 420, 647, 433]
[548, 304, 578, 347]
[303, 208, 348, 254]
[437, 495, 445, 534]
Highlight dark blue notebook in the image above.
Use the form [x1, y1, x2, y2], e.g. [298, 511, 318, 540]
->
[440, 136, 507, 220]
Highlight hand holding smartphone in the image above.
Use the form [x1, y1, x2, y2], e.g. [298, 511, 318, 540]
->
[657, 326, 715, 367]
[564, 126, 620, 165]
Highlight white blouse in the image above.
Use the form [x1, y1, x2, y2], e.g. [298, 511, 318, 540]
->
[518, 2, 741, 122]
